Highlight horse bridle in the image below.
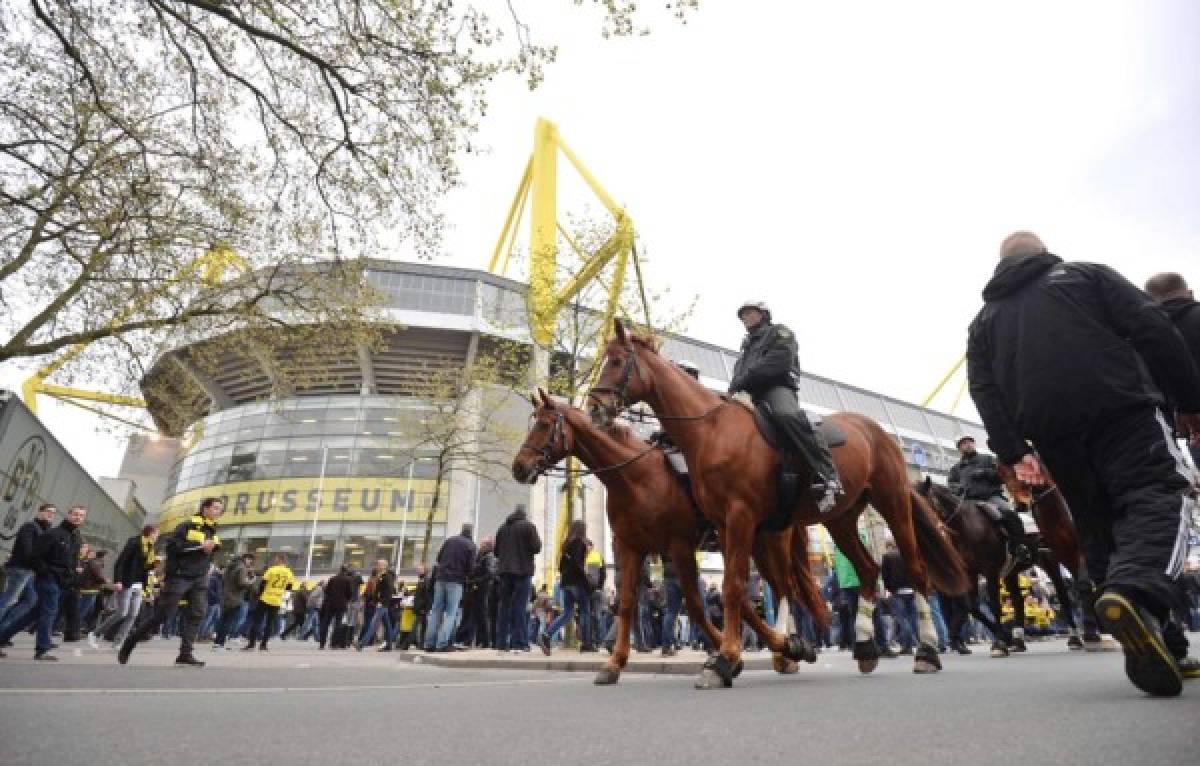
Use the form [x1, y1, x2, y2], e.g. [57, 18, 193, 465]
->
[518, 411, 568, 476]
[588, 343, 726, 422]
[587, 343, 643, 420]
[519, 409, 660, 480]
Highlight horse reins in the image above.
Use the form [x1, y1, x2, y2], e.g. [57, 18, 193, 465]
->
[521, 409, 659, 479]
[588, 343, 727, 422]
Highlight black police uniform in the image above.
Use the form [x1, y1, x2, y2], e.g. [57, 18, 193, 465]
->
[967, 253, 1200, 618]
[1159, 295, 1200, 468]
[947, 450, 1029, 563]
[728, 319, 839, 490]
[121, 514, 219, 662]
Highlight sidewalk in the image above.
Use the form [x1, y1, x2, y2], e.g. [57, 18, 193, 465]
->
[396, 646, 779, 674]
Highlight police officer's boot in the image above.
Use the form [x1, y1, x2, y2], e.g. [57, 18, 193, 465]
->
[814, 471, 844, 515]
[999, 510, 1032, 571]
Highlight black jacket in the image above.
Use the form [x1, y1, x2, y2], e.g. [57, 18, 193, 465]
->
[32, 520, 82, 587]
[967, 254, 1200, 463]
[436, 534, 477, 584]
[322, 572, 357, 612]
[164, 515, 220, 580]
[947, 452, 1004, 500]
[728, 320, 800, 397]
[470, 550, 498, 590]
[113, 535, 154, 587]
[412, 573, 433, 614]
[5, 518, 49, 570]
[371, 570, 396, 607]
[494, 509, 542, 577]
[558, 538, 589, 590]
[1158, 296, 1200, 424]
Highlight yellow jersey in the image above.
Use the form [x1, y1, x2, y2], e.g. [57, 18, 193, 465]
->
[259, 564, 296, 607]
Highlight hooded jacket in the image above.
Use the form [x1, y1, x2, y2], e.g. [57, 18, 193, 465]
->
[967, 254, 1200, 464]
[494, 508, 542, 578]
[436, 534, 478, 584]
[113, 534, 156, 587]
[1157, 296, 1200, 423]
[322, 571, 357, 613]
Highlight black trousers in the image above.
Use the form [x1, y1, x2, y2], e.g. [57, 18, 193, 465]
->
[318, 606, 345, 648]
[756, 386, 838, 482]
[129, 574, 208, 656]
[244, 601, 280, 649]
[1038, 407, 1194, 617]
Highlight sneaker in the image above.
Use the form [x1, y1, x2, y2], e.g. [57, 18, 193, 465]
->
[0, 649, 6, 658]
[34, 652, 58, 661]
[240, 645, 256, 652]
[1094, 592, 1182, 697]
[1178, 656, 1200, 680]
[175, 655, 206, 668]
[86, 632, 99, 650]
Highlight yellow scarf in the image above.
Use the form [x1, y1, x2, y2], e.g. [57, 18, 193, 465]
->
[141, 536, 156, 569]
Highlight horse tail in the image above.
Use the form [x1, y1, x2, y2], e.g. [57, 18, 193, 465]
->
[910, 489, 971, 595]
[789, 525, 830, 629]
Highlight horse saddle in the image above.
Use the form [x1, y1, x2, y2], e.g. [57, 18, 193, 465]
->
[752, 405, 848, 451]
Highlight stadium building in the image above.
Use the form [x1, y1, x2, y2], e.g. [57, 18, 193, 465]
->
[133, 261, 989, 578]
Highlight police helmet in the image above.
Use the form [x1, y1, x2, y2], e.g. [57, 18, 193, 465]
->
[736, 300, 771, 320]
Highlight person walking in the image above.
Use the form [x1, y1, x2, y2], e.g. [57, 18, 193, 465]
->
[356, 560, 397, 651]
[537, 520, 594, 654]
[242, 554, 295, 652]
[4, 505, 87, 661]
[462, 537, 498, 648]
[90, 524, 158, 650]
[319, 565, 356, 650]
[425, 524, 477, 652]
[213, 553, 256, 650]
[281, 582, 310, 641]
[0, 504, 57, 657]
[119, 498, 223, 667]
[494, 504, 541, 652]
[967, 232, 1200, 696]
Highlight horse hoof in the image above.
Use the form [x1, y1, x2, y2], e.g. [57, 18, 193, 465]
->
[852, 640, 880, 674]
[1067, 636, 1084, 650]
[594, 668, 620, 685]
[913, 660, 940, 674]
[914, 645, 942, 673]
[694, 668, 731, 690]
[733, 660, 744, 678]
[772, 654, 799, 675]
[1011, 640, 1027, 653]
[782, 635, 817, 664]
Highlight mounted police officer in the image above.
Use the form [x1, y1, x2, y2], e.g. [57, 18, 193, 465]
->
[947, 435, 1032, 572]
[728, 301, 843, 513]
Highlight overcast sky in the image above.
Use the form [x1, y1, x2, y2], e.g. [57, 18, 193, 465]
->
[4, 1, 1198, 480]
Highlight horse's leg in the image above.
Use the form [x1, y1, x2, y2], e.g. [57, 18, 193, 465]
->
[967, 583, 1006, 656]
[1042, 554, 1082, 649]
[670, 540, 722, 650]
[870, 482, 942, 673]
[595, 540, 642, 685]
[697, 510, 752, 690]
[1004, 571, 1027, 652]
[825, 513, 882, 674]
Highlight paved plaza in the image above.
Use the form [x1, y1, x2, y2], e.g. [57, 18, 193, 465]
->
[1, 635, 1197, 766]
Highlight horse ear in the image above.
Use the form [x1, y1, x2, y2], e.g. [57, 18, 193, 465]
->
[921, 476, 932, 493]
[538, 388, 553, 408]
[614, 317, 627, 343]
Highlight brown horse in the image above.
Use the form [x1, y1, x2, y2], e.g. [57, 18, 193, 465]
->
[997, 462, 1102, 646]
[588, 319, 969, 688]
[511, 390, 828, 685]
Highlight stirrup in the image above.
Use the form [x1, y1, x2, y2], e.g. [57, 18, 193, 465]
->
[814, 478, 843, 514]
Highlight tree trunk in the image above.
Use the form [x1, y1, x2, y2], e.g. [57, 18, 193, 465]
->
[420, 461, 445, 564]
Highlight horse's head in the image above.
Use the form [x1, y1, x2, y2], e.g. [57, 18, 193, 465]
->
[588, 318, 660, 427]
[916, 476, 962, 523]
[512, 389, 573, 485]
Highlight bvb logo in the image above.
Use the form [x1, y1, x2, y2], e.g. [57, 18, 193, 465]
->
[1, 436, 47, 542]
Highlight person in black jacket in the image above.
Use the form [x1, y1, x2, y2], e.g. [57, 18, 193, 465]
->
[461, 537, 498, 648]
[1145, 272, 1200, 468]
[425, 523, 477, 651]
[119, 498, 223, 667]
[0, 503, 57, 656]
[948, 436, 1032, 570]
[21, 505, 86, 661]
[967, 232, 1200, 697]
[728, 301, 842, 513]
[881, 542, 918, 654]
[318, 565, 356, 650]
[537, 520, 594, 655]
[494, 504, 542, 652]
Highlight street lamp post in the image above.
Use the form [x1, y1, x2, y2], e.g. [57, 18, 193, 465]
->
[303, 446, 329, 582]
[396, 458, 417, 570]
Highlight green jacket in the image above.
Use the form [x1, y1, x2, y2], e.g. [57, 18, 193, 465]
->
[833, 549, 859, 590]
